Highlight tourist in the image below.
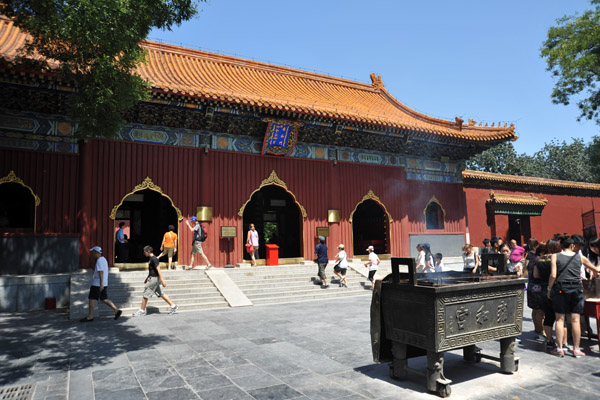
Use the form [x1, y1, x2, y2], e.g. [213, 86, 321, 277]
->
[548, 237, 600, 357]
[246, 223, 259, 266]
[499, 243, 523, 276]
[434, 253, 444, 272]
[587, 238, 600, 277]
[333, 244, 349, 287]
[132, 246, 179, 316]
[462, 243, 479, 274]
[115, 222, 128, 262]
[527, 241, 546, 341]
[80, 246, 122, 322]
[158, 225, 178, 270]
[524, 238, 539, 277]
[315, 236, 329, 287]
[422, 243, 435, 273]
[534, 240, 562, 348]
[185, 216, 212, 270]
[415, 244, 426, 273]
[365, 245, 380, 289]
[509, 245, 525, 277]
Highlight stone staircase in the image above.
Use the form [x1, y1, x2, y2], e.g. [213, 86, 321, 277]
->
[223, 264, 374, 305]
[71, 257, 466, 319]
[96, 270, 229, 317]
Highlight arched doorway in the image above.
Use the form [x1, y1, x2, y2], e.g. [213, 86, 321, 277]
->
[110, 178, 181, 264]
[0, 171, 40, 232]
[352, 200, 389, 256]
[242, 185, 302, 260]
[350, 190, 392, 256]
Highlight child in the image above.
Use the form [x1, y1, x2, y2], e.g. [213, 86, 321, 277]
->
[434, 253, 444, 272]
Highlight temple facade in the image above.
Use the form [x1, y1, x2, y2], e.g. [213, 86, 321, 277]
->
[0, 16, 598, 280]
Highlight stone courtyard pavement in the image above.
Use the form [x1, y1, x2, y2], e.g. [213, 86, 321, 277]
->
[0, 296, 599, 400]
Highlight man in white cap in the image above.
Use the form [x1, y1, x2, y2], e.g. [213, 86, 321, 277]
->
[80, 246, 122, 322]
[365, 245, 380, 289]
[185, 216, 212, 270]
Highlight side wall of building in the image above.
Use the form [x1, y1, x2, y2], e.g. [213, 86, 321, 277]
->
[464, 185, 600, 245]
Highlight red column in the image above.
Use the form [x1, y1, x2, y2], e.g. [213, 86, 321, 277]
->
[77, 139, 93, 269]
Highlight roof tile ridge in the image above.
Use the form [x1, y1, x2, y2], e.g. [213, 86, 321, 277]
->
[462, 170, 600, 189]
[376, 86, 514, 135]
[141, 40, 377, 92]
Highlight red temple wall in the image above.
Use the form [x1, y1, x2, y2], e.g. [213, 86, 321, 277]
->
[80, 139, 466, 267]
[0, 148, 79, 234]
[464, 185, 600, 245]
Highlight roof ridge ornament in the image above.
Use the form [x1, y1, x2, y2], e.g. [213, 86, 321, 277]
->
[370, 73, 384, 90]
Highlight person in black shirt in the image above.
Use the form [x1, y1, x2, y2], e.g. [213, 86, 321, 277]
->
[132, 245, 179, 316]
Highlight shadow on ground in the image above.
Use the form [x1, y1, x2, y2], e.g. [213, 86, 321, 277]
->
[0, 309, 163, 385]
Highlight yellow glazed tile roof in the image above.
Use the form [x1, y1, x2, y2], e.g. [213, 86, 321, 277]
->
[487, 191, 548, 206]
[463, 170, 600, 191]
[0, 17, 516, 142]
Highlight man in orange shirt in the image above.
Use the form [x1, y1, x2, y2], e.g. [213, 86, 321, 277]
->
[158, 225, 178, 270]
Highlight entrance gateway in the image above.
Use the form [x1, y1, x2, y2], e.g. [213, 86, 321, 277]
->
[110, 178, 181, 264]
[242, 185, 302, 261]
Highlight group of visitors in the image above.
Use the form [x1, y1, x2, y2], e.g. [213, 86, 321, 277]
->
[524, 234, 599, 358]
[462, 233, 600, 358]
[313, 236, 378, 289]
[81, 243, 179, 321]
[415, 243, 444, 273]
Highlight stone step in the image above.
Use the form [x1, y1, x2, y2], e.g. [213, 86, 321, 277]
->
[107, 294, 227, 310]
[250, 288, 372, 305]
[98, 301, 229, 316]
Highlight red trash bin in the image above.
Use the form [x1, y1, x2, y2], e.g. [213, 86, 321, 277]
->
[265, 244, 279, 266]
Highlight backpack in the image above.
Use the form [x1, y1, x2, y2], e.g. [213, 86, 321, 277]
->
[194, 225, 207, 242]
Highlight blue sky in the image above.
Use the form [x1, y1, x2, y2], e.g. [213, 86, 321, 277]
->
[150, 0, 597, 156]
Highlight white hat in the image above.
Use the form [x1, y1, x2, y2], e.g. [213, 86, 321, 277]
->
[366, 245, 374, 251]
[89, 246, 102, 253]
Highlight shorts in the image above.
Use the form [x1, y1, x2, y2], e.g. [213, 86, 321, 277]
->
[143, 276, 163, 299]
[541, 296, 556, 327]
[334, 266, 347, 275]
[165, 247, 175, 258]
[253, 247, 259, 259]
[191, 241, 203, 255]
[317, 262, 327, 280]
[551, 284, 585, 314]
[526, 283, 544, 310]
[368, 270, 377, 282]
[88, 285, 108, 301]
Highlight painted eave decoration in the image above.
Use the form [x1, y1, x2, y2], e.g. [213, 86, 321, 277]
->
[0, 16, 515, 144]
[463, 170, 600, 191]
[486, 190, 548, 216]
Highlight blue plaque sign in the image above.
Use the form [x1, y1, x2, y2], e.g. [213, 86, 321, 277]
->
[262, 120, 299, 156]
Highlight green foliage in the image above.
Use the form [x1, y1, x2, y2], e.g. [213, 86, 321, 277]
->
[0, 0, 200, 139]
[467, 138, 597, 183]
[540, 0, 600, 124]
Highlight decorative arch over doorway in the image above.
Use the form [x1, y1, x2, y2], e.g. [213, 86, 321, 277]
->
[423, 195, 446, 230]
[238, 171, 306, 262]
[110, 177, 182, 263]
[0, 170, 40, 232]
[238, 171, 307, 218]
[350, 190, 393, 256]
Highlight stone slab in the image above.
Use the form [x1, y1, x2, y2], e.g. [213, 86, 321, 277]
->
[205, 269, 252, 307]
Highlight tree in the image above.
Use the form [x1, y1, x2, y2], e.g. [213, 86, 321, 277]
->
[467, 138, 596, 183]
[466, 142, 527, 175]
[531, 138, 595, 182]
[540, 1, 600, 124]
[0, 1, 200, 139]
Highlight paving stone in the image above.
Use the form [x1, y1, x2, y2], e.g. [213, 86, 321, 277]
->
[248, 383, 303, 400]
[196, 385, 253, 400]
[146, 386, 200, 400]
[230, 372, 283, 390]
